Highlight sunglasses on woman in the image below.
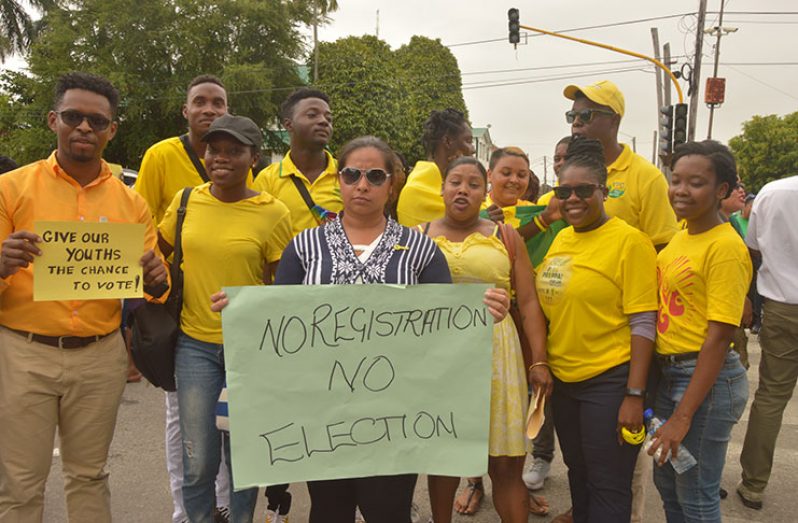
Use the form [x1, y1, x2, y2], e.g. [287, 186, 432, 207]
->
[339, 167, 392, 186]
[565, 108, 615, 124]
[55, 110, 112, 132]
[554, 184, 602, 200]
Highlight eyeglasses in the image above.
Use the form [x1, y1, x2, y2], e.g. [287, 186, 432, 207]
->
[339, 167, 392, 186]
[55, 110, 112, 132]
[565, 108, 616, 124]
[553, 184, 601, 200]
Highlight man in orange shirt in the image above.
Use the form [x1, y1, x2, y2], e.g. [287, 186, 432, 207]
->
[0, 72, 167, 522]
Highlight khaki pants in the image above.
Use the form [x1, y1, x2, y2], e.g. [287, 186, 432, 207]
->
[0, 327, 127, 522]
[739, 299, 798, 493]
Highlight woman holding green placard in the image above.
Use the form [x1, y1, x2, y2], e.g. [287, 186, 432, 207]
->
[422, 156, 549, 523]
[212, 135, 511, 523]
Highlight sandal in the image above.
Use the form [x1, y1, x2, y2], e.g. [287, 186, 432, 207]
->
[454, 479, 484, 515]
[528, 493, 549, 517]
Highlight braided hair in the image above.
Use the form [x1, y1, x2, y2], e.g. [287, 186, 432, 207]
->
[422, 108, 468, 157]
[562, 137, 608, 185]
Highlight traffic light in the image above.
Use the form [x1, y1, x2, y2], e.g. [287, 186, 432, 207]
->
[673, 103, 688, 147]
[508, 8, 520, 45]
[659, 105, 674, 156]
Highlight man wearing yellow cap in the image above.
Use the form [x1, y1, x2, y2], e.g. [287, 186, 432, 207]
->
[564, 80, 677, 250]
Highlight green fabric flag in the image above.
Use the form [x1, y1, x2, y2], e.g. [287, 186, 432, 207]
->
[221, 283, 493, 487]
[480, 205, 567, 267]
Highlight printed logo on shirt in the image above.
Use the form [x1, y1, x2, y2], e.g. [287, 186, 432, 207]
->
[657, 256, 692, 334]
[608, 181, 626, 198]
[536, 255, 573, 307]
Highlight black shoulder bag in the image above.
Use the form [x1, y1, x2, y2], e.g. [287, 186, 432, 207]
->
[179, 134, 209, 183]
[129, 187, 192, 391]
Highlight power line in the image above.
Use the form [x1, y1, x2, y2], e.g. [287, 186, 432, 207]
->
[462, 66, 649, 91]
[446, 12, 694, 48]
[725, 65, 798, 102]
[461, 57, 688, 77]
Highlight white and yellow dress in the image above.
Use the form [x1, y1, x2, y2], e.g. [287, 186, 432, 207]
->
[431, 229, 530, 456]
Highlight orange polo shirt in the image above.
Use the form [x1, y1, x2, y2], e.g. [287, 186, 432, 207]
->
[0, 152, 163, 337]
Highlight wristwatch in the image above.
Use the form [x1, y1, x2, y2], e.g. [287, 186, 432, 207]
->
[625, 387, 646, 398]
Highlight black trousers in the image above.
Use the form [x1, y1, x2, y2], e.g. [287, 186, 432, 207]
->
[552, 364, 639, 523]
[307, 474, 418, 523]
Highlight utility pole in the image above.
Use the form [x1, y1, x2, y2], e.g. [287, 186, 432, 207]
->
[376, 9, 380, 38]
[663, 43, 672, 107]
[688, 0, 708, 141]
[707, 0, 728, 139]
[651, 28, 664, 168]
[543, 156, 548, 186]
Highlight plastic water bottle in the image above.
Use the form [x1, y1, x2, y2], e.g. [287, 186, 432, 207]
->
[643, 408, 697, 474]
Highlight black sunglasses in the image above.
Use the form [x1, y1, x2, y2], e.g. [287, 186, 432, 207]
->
[339, 167, 391, 187]
[56, 110, 112, 132]
[554, 184, 602, 200]
[565, 108, 616, 124]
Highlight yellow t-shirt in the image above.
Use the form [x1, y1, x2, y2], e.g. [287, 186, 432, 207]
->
[605, 144, 678, 246]
[536, 190, 554, 206]
[159, 184, 293, 344]
[536, 217, 658, 382]
[253, 150, 341, 236]
[397, 161, 445, 227]
[655, 223, 752, 355]
[481, 195, 535, 228]
[135, 136, 254, 223]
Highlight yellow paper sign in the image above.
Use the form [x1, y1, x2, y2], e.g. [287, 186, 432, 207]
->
[34, 221, 146, 301]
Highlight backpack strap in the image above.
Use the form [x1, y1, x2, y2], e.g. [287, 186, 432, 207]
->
[169, 187, 192, 311]
[179, 134, 209, 183]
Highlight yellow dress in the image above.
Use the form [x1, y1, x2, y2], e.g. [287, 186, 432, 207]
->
[431, 230, 530, 457]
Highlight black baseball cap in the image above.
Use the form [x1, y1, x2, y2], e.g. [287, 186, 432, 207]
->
[202, 114, 263, 148]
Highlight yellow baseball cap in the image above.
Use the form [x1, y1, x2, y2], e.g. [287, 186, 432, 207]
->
[563, 80, 625, 117]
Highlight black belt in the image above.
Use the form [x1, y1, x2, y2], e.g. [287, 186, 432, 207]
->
[8, 328, 112, 349]
[657, 351, 701, 366]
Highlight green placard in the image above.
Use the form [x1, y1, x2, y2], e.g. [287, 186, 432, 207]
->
[221, 283, 493, 487]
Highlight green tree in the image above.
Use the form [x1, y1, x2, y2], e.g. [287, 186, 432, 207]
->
[729, 111, 798, 192]
[0, 0, 54, 61]
[0, 0, 314, 167]
[394, 36, 468, 165]
[314, 34, 468, 165]
[315, 35, 411, 156]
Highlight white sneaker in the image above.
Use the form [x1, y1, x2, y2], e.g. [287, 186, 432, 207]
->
[522, 457, 551, 490]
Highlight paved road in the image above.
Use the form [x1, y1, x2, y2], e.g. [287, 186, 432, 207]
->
[43, 335, 797, 522]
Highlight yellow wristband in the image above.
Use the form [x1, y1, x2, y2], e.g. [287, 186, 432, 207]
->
[533, 215, 548, 230]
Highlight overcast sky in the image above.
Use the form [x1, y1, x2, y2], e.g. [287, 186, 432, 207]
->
[4, 1, 796, 179]
[315, 0, 798, 181]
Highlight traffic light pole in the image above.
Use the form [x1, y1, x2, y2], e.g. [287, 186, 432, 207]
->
[517, 23, 684, 103]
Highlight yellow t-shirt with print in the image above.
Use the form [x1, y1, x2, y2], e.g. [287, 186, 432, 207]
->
[397, 161, 445, 227]
[253, 150, 341, 236]
[605, 144, 678, 246]
[135, 136, 254, 223]
[480, 194, 535, 228]
[655, 223, 752, 355]
[159, 184, 293, 344]
[536, 217, 658, 382]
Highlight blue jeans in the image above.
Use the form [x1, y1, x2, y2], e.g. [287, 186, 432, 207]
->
[175, 333, 257, 523]
[653, 352, 748, 523]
